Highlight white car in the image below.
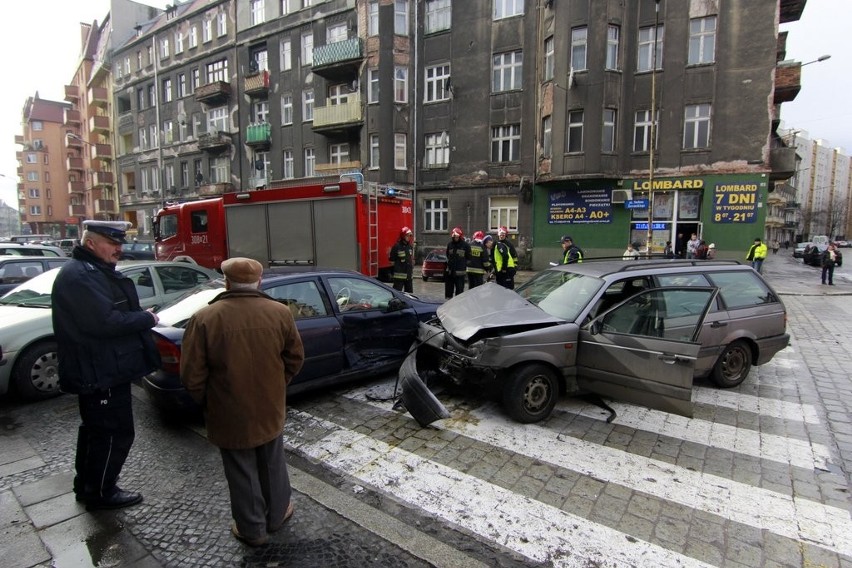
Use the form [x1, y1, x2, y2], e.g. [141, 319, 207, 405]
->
[0, 261, 219, 401]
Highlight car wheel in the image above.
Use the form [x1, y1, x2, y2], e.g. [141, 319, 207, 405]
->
[502, 364, 558, 423]
[14, 341, 62, 401]
[422, 274, 428, 281]
[710, 340, 753, 388]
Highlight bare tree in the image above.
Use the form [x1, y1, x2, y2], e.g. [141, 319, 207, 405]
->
[825, 193, 849, 240]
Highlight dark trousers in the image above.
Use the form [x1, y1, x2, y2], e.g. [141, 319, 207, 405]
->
[74, 382, 135, 498]
[468, 273, 484, 289]
[393, 278, 413, 293]
[221, 436, 291, 541]
[496, 269, 515, 290]
[822, 265, 835, 284]
[444, 273, 466, 298]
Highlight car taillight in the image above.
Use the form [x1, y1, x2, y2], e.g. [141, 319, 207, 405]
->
[154, 334, 181, 375]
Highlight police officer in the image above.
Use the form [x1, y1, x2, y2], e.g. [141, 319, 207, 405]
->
[389, 226, 414, 292]
[494, 226, 517, 289]
[482, 234, 494, 281]
[467, 231, 488, 289]
[445, 226, 470, 298]
[559, 235, 584, 264]
[52, 220, 160, 511]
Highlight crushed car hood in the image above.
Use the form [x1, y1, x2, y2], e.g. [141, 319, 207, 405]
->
[436, 282, 564, 341]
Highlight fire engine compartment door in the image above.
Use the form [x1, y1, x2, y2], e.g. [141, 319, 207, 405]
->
[309, 197, 358, 271]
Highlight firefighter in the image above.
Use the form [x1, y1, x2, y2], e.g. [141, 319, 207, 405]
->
[445, 226, 470, 299]
[494, 226, 517, 289]
[389, 226, 414, 292]
[467, 231, 488, 289]
[559, 235, 584, 264]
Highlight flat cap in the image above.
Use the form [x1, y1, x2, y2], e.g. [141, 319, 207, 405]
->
[83, 220, 133, 244]
[221, 257, 263, 284]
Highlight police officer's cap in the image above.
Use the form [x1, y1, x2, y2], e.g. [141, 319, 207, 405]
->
[83, 220, 133, 244]
[560, 235, 573, 243]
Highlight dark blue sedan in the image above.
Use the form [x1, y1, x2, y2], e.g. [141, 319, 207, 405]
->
[141, 268, 441, 412]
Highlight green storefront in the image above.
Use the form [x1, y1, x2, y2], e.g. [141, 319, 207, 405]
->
[531, 173, 769, 269]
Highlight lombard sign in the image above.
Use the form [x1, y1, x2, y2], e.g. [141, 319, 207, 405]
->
[712, 182, 759, 223]
[630, 179, 705, 190]
[548, 187, 613, 224]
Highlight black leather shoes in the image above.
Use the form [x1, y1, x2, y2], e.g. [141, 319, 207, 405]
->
[85, 489, 143, 511]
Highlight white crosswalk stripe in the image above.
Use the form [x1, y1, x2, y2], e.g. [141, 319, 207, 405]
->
[691, 385, 822, 424]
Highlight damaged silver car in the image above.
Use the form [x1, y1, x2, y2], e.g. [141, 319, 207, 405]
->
[401, 260, 789, 425]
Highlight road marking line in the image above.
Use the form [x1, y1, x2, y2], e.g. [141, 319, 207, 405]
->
[691, 385, 821, 424]
[284, 409, 715, 568]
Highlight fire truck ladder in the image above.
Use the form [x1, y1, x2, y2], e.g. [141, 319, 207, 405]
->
[366, 182, 380, 277]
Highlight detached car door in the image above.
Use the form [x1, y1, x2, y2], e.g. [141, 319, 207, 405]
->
[576, 287, 717, 418]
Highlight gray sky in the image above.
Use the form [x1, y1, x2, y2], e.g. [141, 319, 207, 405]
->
[1, 0, 847, 211]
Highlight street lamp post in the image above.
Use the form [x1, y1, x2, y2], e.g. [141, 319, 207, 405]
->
[801, 54, 831, 67]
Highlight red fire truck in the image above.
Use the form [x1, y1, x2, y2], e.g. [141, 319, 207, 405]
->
[153, 178, 413, 280]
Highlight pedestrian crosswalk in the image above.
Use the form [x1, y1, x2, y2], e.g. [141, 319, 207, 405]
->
[282, 369, 851, 567]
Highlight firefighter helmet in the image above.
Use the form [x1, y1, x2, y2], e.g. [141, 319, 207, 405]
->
[472, 230, 485, 241]
[451, 226, 463, 238]
[400, 226, 413, 238]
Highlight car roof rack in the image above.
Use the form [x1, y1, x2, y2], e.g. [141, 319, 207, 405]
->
[615, 259, 743, 272]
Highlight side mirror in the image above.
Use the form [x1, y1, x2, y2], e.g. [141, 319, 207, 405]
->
[386, 297, 406, 312]
[588, 319, 602, 336]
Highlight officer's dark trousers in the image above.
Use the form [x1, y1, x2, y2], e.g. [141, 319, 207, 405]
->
[74, 382, 135, 498]
[445, 273, 465, 298]
[393, 278, 413, 293]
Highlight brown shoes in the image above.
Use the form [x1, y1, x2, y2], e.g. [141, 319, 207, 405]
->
[268, 502, 295, 533]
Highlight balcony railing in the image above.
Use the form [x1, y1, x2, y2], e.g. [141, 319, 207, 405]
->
[92, 143, 112, 161]
[64, 85, 79, 102]
[67, 180, 85, 194]
[65, 109, 81, 125]
[89, 115, 110, 133]
[313, 94, 363, 131]
[765, 216, 785, 227]
[784, 201, 800, 209]
[313, 38, 363, 71]
[315, 161, 362, 175]
[769, 146, 797, 180]
[93, 171, 114, 187]
[244, 71, 270, 96]
[119, 193, 136, 205]
[66, 157, 84, 171]
[245, 122, 271, 147]
[195, 81, 231, 105]
[88, 86, 109, 107]
[197, 182, 234, 197]
[94, 199, 116, 214]
[774, 62, 801, 104]
[14, 134, 24, 145]
[68, 204, 86, 216]
[198, 131, 231, 152]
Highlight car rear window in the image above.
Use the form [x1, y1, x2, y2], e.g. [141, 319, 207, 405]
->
[706, 271, 776, 309]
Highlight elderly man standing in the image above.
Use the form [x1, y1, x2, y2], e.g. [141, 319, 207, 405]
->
[180, 257, 304, 546]
[52, 220, 160, 511]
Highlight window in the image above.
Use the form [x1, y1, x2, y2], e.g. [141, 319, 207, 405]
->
[175, 31, 184, 53]
[164, 120, 174, 144]
[493, 0, 523, 19]
[160, 38, 170, 59]
[567, 111, 584, 152]
[541, 116, 552, 158]
[327, 23, 347, 44]
[602, 109, 616, 153]
[570, 27, 587, 71]
[254, 151, 270, 182]
[194, 159, 203, 184]
[189, 26, 198, 48]
[149, 124, 159, 148]
[281, 39, 292, 70]
[425, 63, 450, 102]
[302, 89, 314, 121]
[606, 25, 620, 70]
[218, 11, 228, 35]
[302, 0, 313, 7]
[29, 205, 42, 216]
[140, 167, 150, 192]
[394, 67, 408, 103]
[191, 68, 200, 92]
[151, 165, 160, 190]
[492, 50, 522, 92]
[490, 196, 518, 233]
[147, 45, 154, 66]
[395, 0, 408, 35]
[137, 50, 143, 70]
[491, 124, 520, 162]
[543, 36, 554, 81]
[424, 132, 450, 167]
[210, 157, 229, 183]
[162, 78, 172, 102]
[368, 1, 379, 36]
[250, 0, 265, 26]
[329, 143, 350, 164]
[203, 18, 212, 43]
[138, 128, 147, 149]
[683, 104, 711, 149]
[281, 94, 293, 125]
[301, 32, 313, 65]
[137, 88, 145, 109]
[633, 109, 657, 152]
[254, 100, 269, 123]
[638, 25, 664, 72]
[28, 188, 40, 198]
[328, 84, 349, 106]
[368, 68, 379, 103]
[26, 172, 38, 182]
[164, 163, 175, 189]
[207, 106, 228, 132]
[282, 150, 294, 178]
[148, 84, 156, 107]
[177, 73, 186, 98]
[281, 0, 291, 15]
[251, 48, 269, 72]
[206, 59, 228, 83]
[688, 16, 716, 65]
[26, 153, 37, 163]
[394, 133, 407, 170]
[304, 148, 315, 176]
[425, 0, 451, 33]
[124, 56, 131, 75]
[180, 161, 189, 187]
[423, 198, 448, 232]
[369, 134, 379, 169]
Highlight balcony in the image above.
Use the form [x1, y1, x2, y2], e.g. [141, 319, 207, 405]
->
[784, 221, 798, 228]
[88, 86, 109, 107]
[14, 135, 24, 145]
[312, 38, 362, 80]
[94, 199, 117, 215]
[784, 201, 800, 209]
[64, 85, 79, 102]
[197, 182, 234, 197]
[769, 146, 797, 180]
[245, 122, 271, 148]
[780, 0, 806, 23]
[312, 94, 363, 134]
[65, 109, 81, 125]
[16, 165, 23, 175]
[92, 143, 113, 161]
[198, 131, 231, 152]
[766, 193, 787, 205]
[89, 114, 111, 134]
[119, 193, 136, 205]
[195, 81, 231, 105]
[315, 161, 362, 176]
[65, 134, 82, 149]
[68, 204, 87, 216]
[67, 180, 85, 195]
[765, 215, 785, 227]
[774, 62, 801, 104]
[244, 70, 270, 96]
[66, 156, 84, 172]
[93, 171, 114, 187]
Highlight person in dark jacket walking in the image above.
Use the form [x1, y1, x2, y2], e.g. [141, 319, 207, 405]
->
[821, 243, 842, 285]
[445, 226, 470, 298]
[389, 226, 414, 292]
[51, 220, 160, 511]
[467, 231, 488, 289]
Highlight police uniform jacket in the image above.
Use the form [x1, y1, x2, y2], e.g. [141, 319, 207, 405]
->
[52, 246, 160, 394]
[180, 289, 305, 449]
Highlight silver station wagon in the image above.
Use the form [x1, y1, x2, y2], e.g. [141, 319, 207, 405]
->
[402, 260, 789, 425]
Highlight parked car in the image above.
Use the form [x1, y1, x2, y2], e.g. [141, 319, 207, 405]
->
[421, 249, 448, 281]
[142, 268, 441, 412]
[120, 241, 156, 260]
[0, 261, 219, 401]
[0, 243, 66, 257]
[793, 242, 812, 259]
[402, 260, 789, 425]
[57, 239, 80, 255]
[0, 256, 71, 295]
[802, 243, 827, 266]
